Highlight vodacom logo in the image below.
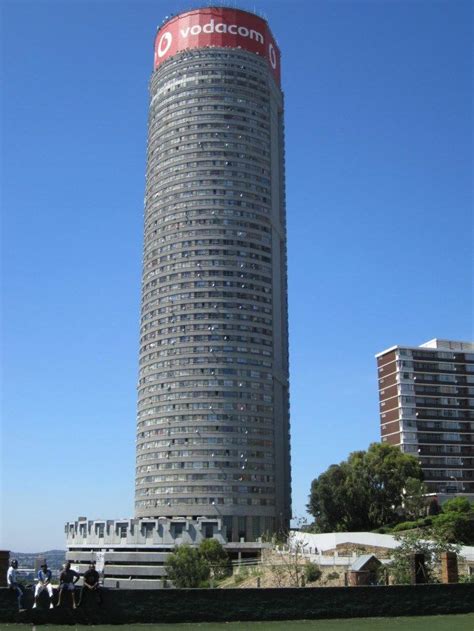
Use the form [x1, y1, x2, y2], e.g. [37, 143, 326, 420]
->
[268, 43, 276, 69]
[157, 31, 172, 58]
[155, 14, 280, 79]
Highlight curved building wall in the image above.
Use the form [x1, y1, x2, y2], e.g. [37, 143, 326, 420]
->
[135, 13, 290, 541]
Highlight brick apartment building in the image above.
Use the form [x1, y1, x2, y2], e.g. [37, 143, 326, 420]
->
[376, 339, 474, 494]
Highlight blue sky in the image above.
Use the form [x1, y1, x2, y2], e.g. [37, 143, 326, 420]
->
[1, 0, 472, 552]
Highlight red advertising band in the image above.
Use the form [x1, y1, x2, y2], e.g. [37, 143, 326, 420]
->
[154, 8, 281, 85]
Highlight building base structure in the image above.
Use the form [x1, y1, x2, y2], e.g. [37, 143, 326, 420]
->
[65, 516, 267, 588]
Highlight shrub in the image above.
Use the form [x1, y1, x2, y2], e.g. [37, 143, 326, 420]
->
[165, 545, 210, 588]
[388, 529, 460, 584]
[233, 567, 249, 585]
[442, 497, 472, 514]
[325, 571, 340, 582]
[392, 521, 419, 532]
[304, 562, 322, 583]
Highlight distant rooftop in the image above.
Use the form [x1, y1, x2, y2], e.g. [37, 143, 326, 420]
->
[419, 339, 474, 351]
[350, 553, 381, 571]
[376, 338, 474, 358]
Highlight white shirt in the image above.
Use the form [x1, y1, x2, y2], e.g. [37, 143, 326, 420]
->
[7, 566, 17, 586]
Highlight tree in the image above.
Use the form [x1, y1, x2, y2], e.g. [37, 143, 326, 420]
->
[266, 520, 319, 588]
[269, 531, 313, 587]
[431, 498, 474, 545]
[198, 539, 231, 580]
[307, 462, 368, 532]
[165, 545, 210, 588]
[307, 443, 423, 532]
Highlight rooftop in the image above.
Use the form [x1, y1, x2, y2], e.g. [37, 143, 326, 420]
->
[375, 338, 474, 358]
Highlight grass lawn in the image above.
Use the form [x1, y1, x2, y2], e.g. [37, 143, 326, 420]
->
[2, 614, 474, 630]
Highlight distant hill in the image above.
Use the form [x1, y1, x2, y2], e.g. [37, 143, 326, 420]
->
[11, 550, 66, 573]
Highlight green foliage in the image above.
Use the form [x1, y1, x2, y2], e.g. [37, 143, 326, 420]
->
[391, 521, 420, 533]
[459, 573, 474, 583]
[307, 443, 423, 532]
[432, 511, 474, 545]
[198, 539, 231, 579]
[373, 496, 474, 545]
[166, 540, 232, 587]
[326, 571, 340, 581]
[304, 562, 322, 583]
[388, 529, 460, 585]
[165, 545, 210, 588]
[391, 517, 432, 533]
[442, 497, 472, 514]
[428, 497, 474, 545]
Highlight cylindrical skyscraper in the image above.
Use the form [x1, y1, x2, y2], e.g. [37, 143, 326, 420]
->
[135, 7, 290, 542]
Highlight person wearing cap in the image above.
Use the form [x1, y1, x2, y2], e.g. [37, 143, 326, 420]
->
[57, 561, 80, 609]
[78, 561, 102, 607]
[33, 563, 54, 609]
[6, 560, 24, 611]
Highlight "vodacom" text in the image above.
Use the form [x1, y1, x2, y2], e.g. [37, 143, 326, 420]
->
[179, 19, 264, 44]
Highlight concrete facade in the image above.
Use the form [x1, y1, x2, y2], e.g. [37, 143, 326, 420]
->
[135, 9, 291, 539]
[376, 339, 474, 494]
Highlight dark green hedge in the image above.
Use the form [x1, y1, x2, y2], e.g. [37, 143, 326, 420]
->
[1, 583, 473, 625]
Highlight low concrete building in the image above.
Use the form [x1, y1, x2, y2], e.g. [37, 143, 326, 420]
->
[66, 515, 226, 549]
[65, 516, 266, 588]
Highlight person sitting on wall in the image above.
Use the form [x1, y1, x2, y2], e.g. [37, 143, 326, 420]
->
[78, 561, 102, 607]
[33, 563, 54, 609]
[6, 559, 24, 611]
[57, 561, 80, 609]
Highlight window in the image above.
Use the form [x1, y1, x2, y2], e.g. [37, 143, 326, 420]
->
[171, 522, 184, 537]
[117, 524, 128, 538]
[252, 516, 261, 540]
[203, 522, 216, 538]
[223, 516, 233, 541]
[143, 522, 155, 537]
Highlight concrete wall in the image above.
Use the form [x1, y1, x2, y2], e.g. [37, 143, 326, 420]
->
[1, 584, 473, 625]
